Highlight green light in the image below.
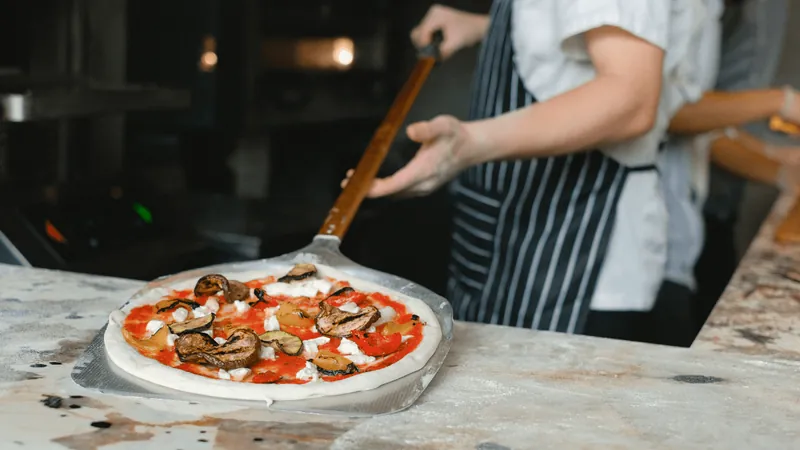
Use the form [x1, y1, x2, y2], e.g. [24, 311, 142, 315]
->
[133, 202, 153, 224]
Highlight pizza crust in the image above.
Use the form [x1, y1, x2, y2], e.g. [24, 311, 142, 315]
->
[104, 264, 443, 401]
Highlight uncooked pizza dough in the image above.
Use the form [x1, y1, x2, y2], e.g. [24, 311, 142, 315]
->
[104, 264, 442, 401]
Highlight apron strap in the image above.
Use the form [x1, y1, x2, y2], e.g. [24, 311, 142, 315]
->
[628, 164, 658, 173]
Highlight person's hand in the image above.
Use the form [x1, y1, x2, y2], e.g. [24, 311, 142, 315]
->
[341, 115, 481, 198]
[777, 163, 800, 191]
[778, 86, 800, 126]
[765, 145, 800, 166]
[410, 5, 489, 60]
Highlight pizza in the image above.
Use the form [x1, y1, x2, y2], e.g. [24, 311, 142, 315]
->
[104, 263, 442, 401]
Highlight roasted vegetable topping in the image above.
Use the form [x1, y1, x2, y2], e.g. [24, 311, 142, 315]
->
[194, 274, 251, 303]
[327, 287, 355, 298]
[226, 280, 250, 302]
[175, 328, 260, 371]
[259, 330, 303, 356]
[276, 302, 315, 328]
[312, 350, 358, 376]
[155, 298, 200, 314]
[168, 313, 215, 335]
[194, 274, 229, 297]
[381, 317, 421, 336]
[278, 263, 317, 283]
[122, 325, 169, 353]
[315, 301, 380, 338]
[351, 330, 403, 357]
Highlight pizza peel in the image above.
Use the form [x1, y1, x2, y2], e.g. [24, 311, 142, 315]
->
[72, 32, 454, 417]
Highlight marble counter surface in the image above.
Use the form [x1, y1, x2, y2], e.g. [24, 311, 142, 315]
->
[694, 192, 800, 359]
[2, 263, 800, 449]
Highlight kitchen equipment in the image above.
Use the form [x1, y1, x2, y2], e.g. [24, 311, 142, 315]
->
[72, 32, 452, 417]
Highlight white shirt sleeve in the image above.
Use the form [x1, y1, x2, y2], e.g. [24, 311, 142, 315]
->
[556, 0, 671, 60]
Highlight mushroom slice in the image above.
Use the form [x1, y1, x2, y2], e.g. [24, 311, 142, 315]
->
[168, 313, 215, 335]
[155, 298, 200, 313]
[226, 280, 250, 302]
[315, 301, 381, 338]
[175, 328, 261, 371]
[278, 263, 317, 283]
[122, 325, 169, 354]
[259, 330, 303, 356]
[312, 350, 358, 376]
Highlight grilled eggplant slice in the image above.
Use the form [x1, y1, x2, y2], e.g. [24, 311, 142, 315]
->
[175, 328, 260, 371]
[312, 350, 358, 376]
[315, 301, 380, 338]
[194, 274, 229, 297]
[259, 330, 303, 356]
[122, 325, 169, 354]
[278, 263, 317, 283]
[276, 302, 314, 328]
[168, 313, 215, 335]
[250, 287, 268, 306]
[194, 274, 250, 303]
[155, 298, 200, 314]
[327, 287, 355, 298]
[226, 280, 250, 302]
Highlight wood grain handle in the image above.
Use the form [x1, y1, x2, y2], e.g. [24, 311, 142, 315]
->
[318, 57, 437, 240]
[776, 195, 800, 243]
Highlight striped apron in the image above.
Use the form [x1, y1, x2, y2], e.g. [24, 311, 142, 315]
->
[446, 0, 656, 334]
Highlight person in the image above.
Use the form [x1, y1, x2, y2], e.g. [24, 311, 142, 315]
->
[695, 0, 789, 328]
[648, 0, 798, 346]
[345, 1, 691, 339]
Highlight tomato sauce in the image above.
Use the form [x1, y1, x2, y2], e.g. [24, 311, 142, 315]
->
[125, 274, 429, 385]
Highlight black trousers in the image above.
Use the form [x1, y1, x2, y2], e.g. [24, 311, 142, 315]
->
[693, 215, 738, 332]
[582, 280, 696, 347]
[583, 310, 648, 342]
[642, 280, 696, 347]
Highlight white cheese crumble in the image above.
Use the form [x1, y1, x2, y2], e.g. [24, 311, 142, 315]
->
[296, 361, 320, 382]
[261, 345, 276, 360]
[167, 334, 179, 347]
[264, 306, 279, 316]
[367, 326, 377, 333]
[338, 338, 376, 365]
[264, 315, 280, 332]
[171, 308, 188, 322]
[203, 330, 214, 337]
[302, 336, 331, 358]
[311, 325, 318, 333]
[229, 368, 251, 381]
[338, 302, 360, 313]
[374, 306, 397, 326]
[145, 320, 164, 337]
[344, 353, 377, 365]
[233, 300, 250, 314]
[265, 279, 332, 298]
[192, 305, 212, 318]
[214, 337, 227, 345]
[205, 298, 220, 313]
[218, 369, 231, 380]
[401, 335, 413, 342]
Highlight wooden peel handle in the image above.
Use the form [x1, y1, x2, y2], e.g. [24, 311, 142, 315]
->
[775, 195, 800, 243]
[318, 56, 437, 240]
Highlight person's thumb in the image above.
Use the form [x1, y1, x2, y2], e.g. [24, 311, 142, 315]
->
[407, 116, 454, 144]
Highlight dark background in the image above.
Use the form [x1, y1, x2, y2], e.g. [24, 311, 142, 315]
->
[0, 0, 490, 295]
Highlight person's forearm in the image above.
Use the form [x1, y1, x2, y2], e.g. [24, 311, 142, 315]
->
[463, 75, 657, 164]
[670, 90, 784, 135]
[710, 135, 781, 185]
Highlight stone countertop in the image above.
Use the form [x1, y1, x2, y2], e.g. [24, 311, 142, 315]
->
[2, 264, 800, 449]
[693, 192, 800, 359]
